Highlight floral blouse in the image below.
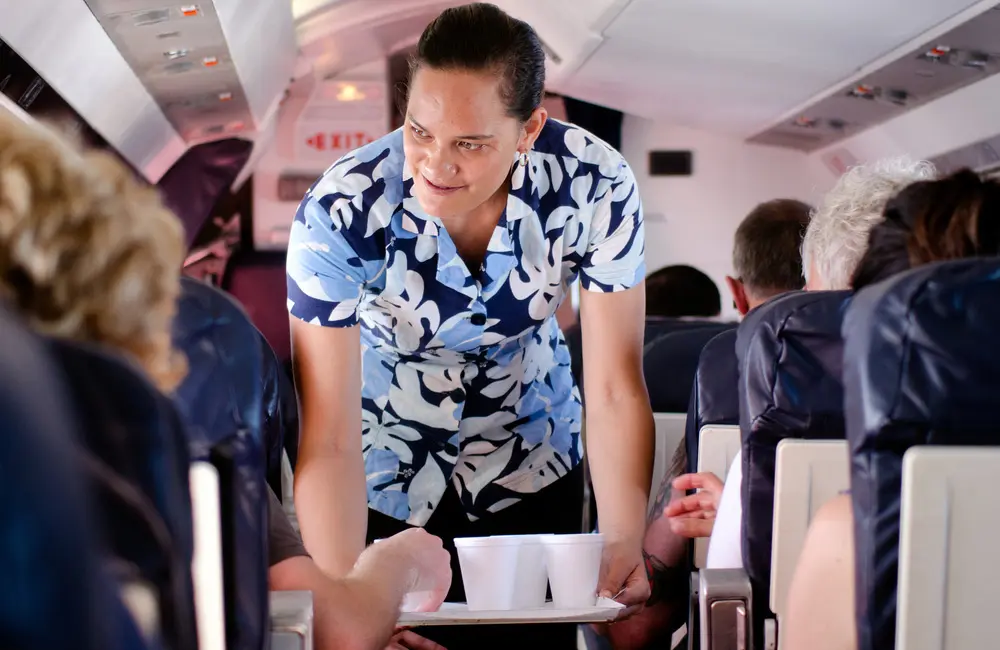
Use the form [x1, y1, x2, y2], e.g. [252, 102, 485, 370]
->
[286, 118, 645, 525]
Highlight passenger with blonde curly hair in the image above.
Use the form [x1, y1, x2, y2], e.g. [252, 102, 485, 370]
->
[0, 109, 452, 650]
[0, 109, 186, 391]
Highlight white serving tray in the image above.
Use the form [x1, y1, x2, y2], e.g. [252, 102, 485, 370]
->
[397, 598, 624, 627]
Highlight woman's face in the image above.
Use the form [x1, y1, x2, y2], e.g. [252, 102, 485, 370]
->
[404, 66, 543, 220]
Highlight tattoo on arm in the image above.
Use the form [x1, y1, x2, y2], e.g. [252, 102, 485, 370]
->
[643, 548, 688, 606]
[647, 439, 688, 525]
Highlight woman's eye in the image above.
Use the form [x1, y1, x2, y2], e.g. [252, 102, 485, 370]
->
[458, 141, 484, 151]
[411, 126, 430, 140]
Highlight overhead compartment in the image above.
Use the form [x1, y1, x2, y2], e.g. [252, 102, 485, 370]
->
[0, 0, 185, 181]
[0, 0, 297, 182]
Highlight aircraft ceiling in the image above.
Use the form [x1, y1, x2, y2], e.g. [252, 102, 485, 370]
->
[293, 0, 996, 139]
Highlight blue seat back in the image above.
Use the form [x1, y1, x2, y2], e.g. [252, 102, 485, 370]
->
[684, 328, 740, 473]
[52, 338, 198, 650]
[643, 322, 735, 414]
[172, 277, 277, 650]
[844, 259, 1000, 650]
[0, 306, 146, 650]
[736, 290, 851, 614]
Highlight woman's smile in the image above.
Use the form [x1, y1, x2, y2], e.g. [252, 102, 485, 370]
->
[422, 174, 465, 195]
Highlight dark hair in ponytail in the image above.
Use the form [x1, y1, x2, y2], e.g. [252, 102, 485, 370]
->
[409, 3, 545, 122]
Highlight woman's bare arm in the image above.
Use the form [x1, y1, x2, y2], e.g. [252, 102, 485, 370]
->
[579, 284, 655, 609]
[291, 317, 367, 576]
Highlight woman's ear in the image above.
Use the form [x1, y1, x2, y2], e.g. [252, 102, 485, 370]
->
[518, 107, 548, 151]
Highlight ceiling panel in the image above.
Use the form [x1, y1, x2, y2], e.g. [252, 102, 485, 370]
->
[561, 0, 986, 136]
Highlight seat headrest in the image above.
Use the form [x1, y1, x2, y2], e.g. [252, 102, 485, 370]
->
[683, 328, 739, 473]
[694, 328, 739, 425]
[735, 290, 851, 611]
[0, 306, 142, 650]
[643, 322, 734, 413]
[844, 258, 1000, 650]
[173, 277, 264, 452]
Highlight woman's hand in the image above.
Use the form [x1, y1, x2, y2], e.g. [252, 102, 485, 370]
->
[663, 472, 724, 538]
[597, 538, 650, 618]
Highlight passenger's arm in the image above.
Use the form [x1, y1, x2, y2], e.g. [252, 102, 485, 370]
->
[782, 494, 856, 650]
[270, 529, 451, 650]
[291, 319, 366, 576]
[580, 283, 654, 611]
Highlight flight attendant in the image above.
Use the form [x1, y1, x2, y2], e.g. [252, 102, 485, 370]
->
[286, 3, 654, 646]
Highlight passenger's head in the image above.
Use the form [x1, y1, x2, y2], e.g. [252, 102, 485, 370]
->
[645, 265, 721, 318]
[802, 157, 937, 290]
[0, 111, 186, 391]
[852, 169, 1000, 290]
[404, 3, 548, 219]
[726, 198, 812, 315]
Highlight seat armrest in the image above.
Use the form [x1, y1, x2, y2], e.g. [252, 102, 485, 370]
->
[270, 591, 314, 650]
[699, 569, 752, 650]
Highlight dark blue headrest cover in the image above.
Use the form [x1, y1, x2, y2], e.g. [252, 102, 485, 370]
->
[844, 258, 1000, 650]
[172, 277, 272, 650]
[52, 338, 197, 650]
[0, 306, 145, 650]
[736, 290, 851, 608]
[684, 328, 740, 473]
[644, 322, 734, 414]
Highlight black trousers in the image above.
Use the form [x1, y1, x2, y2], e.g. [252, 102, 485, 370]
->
[367, 464, 585, 649]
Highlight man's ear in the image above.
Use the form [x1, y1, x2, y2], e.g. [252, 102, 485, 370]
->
[725, 276, 750, 316]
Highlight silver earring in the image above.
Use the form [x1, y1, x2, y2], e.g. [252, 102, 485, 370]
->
[517, 151, 529, 167]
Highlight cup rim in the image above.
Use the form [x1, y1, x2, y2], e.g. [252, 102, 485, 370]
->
[539, 533, 605, 545]
[454, 535, 524, 548]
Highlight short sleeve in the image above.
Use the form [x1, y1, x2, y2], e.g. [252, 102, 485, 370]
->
[578, 159, 646, 292]
[267, 486, 309, 567]
[285, 190, 369, 328]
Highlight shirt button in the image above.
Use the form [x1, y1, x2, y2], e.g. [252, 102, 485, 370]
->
[470, 313, 486, 326]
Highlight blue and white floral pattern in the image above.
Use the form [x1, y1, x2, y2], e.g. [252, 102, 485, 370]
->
[286, 119, 645, 526]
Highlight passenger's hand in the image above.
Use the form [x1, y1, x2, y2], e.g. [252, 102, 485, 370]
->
[597, 538, 650, 619]
[378, 529, 452, 613]
[385, 629, 446, 650]
[663, 472, 724, 538]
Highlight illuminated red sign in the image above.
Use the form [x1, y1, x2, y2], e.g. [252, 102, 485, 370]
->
[305, 131, 375, 152]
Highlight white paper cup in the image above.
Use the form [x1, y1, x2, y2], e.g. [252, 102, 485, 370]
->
[454, 536, 521, 611]
[540, 533, 605, 608]
[500, 535, 548, 609]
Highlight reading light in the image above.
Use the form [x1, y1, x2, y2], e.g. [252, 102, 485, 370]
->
[336, 84, 366, 102]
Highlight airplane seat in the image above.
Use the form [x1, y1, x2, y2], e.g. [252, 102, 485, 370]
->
[222, 251, 290, 366]
[50, 338, 199, 650]
[684, 328, 740, 474]
[0, 304, 148, 650]
[843, 258, 1000, 650]
[737, 290, 851, 606]
[172, 276, 282, 650]
[643, 322, 735, 414]
[568, 316, 727, 399]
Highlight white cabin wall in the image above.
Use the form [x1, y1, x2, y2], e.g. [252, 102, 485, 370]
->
[621, 116, 834, 320]
[253, 59, 390, 249]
